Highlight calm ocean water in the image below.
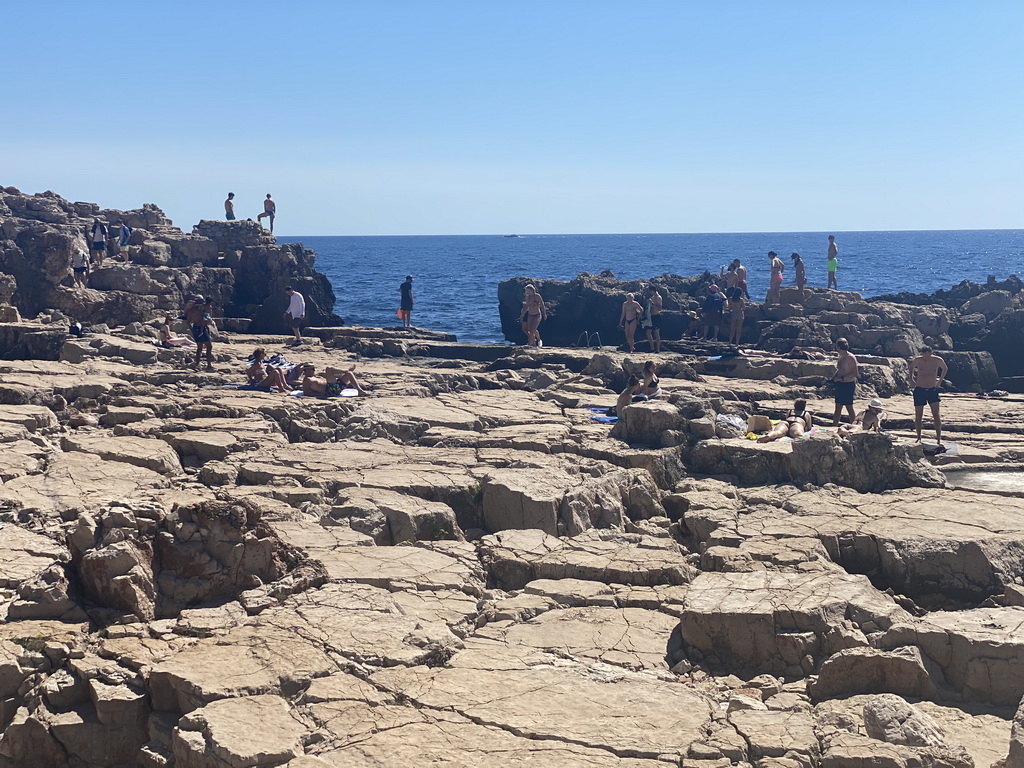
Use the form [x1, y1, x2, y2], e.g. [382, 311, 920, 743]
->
[278, 231, 1024, 345]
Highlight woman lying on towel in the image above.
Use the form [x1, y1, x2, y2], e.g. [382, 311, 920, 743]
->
[757, 399, 813, 443]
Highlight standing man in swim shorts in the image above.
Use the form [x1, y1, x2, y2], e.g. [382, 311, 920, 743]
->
[257, 194, 276, 233]
[767, 251, 784, 304]
[399, 275, 414, 328]
[830, 337, 858, 426]
[117, 220, 133, 263]
[225, 193, 236, 220]
[643, 284, 663, 353]
[284, 285, 305, 345]
[910, 345, 946, 447]
[827, 235, 839, 290]
[185, 295, 215, 371]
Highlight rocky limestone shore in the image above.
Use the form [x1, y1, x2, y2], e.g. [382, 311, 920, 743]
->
[0, 188, 1023, 768]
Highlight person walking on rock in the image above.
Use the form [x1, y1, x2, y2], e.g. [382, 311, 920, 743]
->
[284, 285, 305, 346]
[643, 284, 663, 353]
[89, 218, 107, 267]
[830, 337, 858, 426]
[910, 346, 947, 447]
[520, 284, 546, 347]
[618, 292, 643, 353]
[225, 192, 236, 220]
[117, 221, 133, 263]
[71, 246, 90, 288]
[185, 295, 216, 371]
[827, 235, 839, 290]
[767, 251, 784, 304]
[792, 252, 806, 302]
[399, 275, 414, 328]
[257, 194, 276, 233]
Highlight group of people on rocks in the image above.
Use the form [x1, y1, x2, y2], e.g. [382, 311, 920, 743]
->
[70, 218, 134, 287]
[758, 339, 947, 448]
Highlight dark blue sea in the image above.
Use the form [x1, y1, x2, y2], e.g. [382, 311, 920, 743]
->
[278, 231, 1024, 345]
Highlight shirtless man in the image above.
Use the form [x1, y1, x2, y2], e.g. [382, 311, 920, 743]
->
[910, 346, 946, 446]
[618, 292, 643, 353]
[792, 252, 807, 302]
[643, 285, 663, 353]
[767, 251, 785, 304]
[733, 259, 748, 298]
[257, 194, 276, 233]
[225, 193, 236, 220]
[300, 363, 367, 397]
[827, 235, 839, 290]
[184, 295, 216, 371]
[830, 337, 858, 426]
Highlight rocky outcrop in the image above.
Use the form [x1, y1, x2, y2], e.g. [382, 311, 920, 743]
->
[0, 186, 341, 335]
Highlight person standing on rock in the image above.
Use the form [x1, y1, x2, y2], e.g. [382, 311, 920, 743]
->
[257, 194, 276, 233]
[767, 251, 784, 304]
[284, 285, 305, 346]
[618, 292, 643, 353]
[399, 276, 414, 328]
[734, 258, 748, 299]
[71, 246, 90, 288]
[89, 218, 107, 267]
[520, 284, 546, 347]
[726, 285, 744, 345]
[643, 285, 663, 353]
[701, 285, 724, 341]
[910, 346, 947, 448]
[185, 295, 215, 371]
[117, 221, 133, 263]
[225, 193, 236, 220]
[830, 338, 858, 426]
[792, 252, 807, 302]
[827, 235, 839, 290]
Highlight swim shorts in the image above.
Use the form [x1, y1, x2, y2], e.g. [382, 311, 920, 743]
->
[91, 241, 105, 250]
[833, 380, 855, 406]
[119, 244, 129, 252]
[326, 381, 342, 397]
[913, 386, 940, 406]
[705, 310, 722, 325]
[226, 212, 236, 220]
[191, 325, 211, 344]
[288, 316, 302, 329]
[73, 267, 88, 274]
[649, 314, 661, 330]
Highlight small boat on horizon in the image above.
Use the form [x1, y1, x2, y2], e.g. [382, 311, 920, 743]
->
[504, 234, 520, 238]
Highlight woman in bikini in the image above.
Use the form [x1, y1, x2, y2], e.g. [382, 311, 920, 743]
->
[519, 284, 546, 347]
[636, 360, 663, 399]
[618, 293, 643, 353]
[757, 398, 813, 443]
[246, 347, 288, 391]
[158, 316, 190, 348]
[726, 286, 745, 345]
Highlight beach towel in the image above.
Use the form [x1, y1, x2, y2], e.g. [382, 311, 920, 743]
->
[591, 415, 618, 423]
[289, 388, 360, 398]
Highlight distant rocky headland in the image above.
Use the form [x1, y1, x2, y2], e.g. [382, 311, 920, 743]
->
[0, 186, 1023, 767]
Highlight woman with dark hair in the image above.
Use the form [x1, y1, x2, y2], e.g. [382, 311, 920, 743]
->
[635, 360, 663, 400]
[757, 399, 813, 443]
[246, 347, 288, 391]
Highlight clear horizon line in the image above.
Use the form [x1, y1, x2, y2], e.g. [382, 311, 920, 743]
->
[274, 226, 1024, 238]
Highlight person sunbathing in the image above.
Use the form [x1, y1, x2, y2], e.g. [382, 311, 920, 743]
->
[757, 398, 814, 443]
[838, 398, 887, 437]
[246, 348, 288, 392]
[611, 375, 642, 417]
[159, 316, 190, 348]
[300, 363, 368, 397]
[634, 360, 663, 400]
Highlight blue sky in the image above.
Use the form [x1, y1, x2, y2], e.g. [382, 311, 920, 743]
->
[3, 1, 1022, 235]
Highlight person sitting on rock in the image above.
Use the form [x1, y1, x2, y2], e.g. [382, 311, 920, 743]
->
[300, 363, 368, 397]
[247, 347, 288, 391]
[757, 398, 813, 443]
[611, 375, 641, 418]
[159, 316, 190, 348]
[838, 398, 887, 437]
[634, 360, 662, 400]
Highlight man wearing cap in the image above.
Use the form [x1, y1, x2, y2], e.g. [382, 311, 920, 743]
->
[702, 284, 724, 341]
[838, 398, 887, 437]
[910, 346, 946, 448]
